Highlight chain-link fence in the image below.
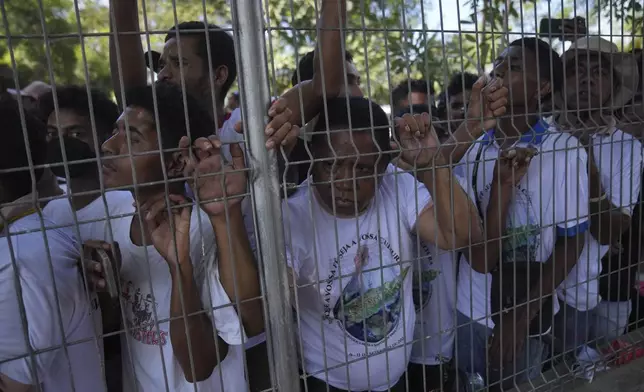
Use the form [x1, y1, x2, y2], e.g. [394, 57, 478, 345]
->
[0, 0, 643, 391]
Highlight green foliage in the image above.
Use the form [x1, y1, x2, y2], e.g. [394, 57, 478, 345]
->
[1, 0, 479, 104]
[3, 0, 636, 106]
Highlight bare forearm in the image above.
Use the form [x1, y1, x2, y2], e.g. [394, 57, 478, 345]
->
[440, 121, 486, 165]
[419, 162, 482, 249]
[526, 235, 583, 321]
[282, 81, 322, 127]
[590, 199, 632, 244]
[210, 207, 264, 337]
[170, 267, 224, 382]
[469, 183, 512, 273]
[110, 0, 146, 104]
[312, 0, 347, 98]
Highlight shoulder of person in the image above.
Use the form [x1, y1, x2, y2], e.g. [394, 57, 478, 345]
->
[219, 108, 243, 143]
[281, 183, 315, 231]
[541, 130, 586, 157]
[605, 128, 641, 149]
[459, 134, 490, 164]
[3, 214, 80, 283]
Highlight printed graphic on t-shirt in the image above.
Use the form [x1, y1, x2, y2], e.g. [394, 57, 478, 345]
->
[501, 224, 540, 263]
[502, 190, 540, 263]
[411, 241, 440, 312]
[331, 240, 409, 343]
[122, 281, 168, 346]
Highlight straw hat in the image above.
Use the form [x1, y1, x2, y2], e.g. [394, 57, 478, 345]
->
[562, 37, 640, 108]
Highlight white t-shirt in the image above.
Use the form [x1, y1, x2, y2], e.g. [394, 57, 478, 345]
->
[0, 213, 104, 391]
[45, 191, 247, 392]
[217, 108, 265, 349]
[283, 164, 432, 391]
[456, 123, 590, 329]
[558, 129, 643, 310]
[409, 239, 458, 366]
[380, 170, 459, 366]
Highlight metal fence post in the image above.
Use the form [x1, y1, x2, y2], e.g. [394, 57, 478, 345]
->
[231, 1, 300, 391]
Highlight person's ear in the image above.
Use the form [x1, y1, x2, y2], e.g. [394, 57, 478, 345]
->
[538, 81, 552, 101]
[166, 150, 187, 179]
[214, 65, 229, 89]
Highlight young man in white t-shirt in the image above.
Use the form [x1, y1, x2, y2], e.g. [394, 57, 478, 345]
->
[80, 82, 263, 391]
[0, 98, 104, 391]
[454, 38, 590, 389]
[554, 37, 643, 351]
[283, 96, 483, 392]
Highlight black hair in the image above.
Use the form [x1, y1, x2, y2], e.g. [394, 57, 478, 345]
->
[0, 94, 47, 199]
[391, 79, 436, 109]
[396, 103, 433, 118]
[291, 50, 355, 87]
[446, 72, 478, 98]
[39, 86, 119, 142]
[311, 97, 391, 155]
[124, 82, 216, 151]
[508, 37, 564, 93]
[166, 22, 237, 101]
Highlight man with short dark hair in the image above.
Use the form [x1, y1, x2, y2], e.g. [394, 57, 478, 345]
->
[86, 82, 261, 391]
[437, 72, 478, 130]
[292, 50, 360, 96]
[0, 97, 104, 391]
[284, 96, 482, 391]
[110, 1, 236, 126]
[392, 79, 435, 115]
[40, 85, 119, 200]
[454, 37, 590, 389]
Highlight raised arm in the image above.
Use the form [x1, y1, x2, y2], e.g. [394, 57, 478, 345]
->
[584, 138, 642, 245]
[183, 137, 264, 337]
[440, 77, 508, 165]
[467, 148, 534, 273]
[109, 0, 147, 105]
[142, 194, 225, 382]
[265, 0, 348, 139]
[393, 113, 483, 250]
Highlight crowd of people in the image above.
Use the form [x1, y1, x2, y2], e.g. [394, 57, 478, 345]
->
[0, 0, 643, 392]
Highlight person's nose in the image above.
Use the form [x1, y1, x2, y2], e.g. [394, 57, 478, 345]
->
[101, 131, 121, 156]
[157, 65, 172, 82]
[334, 165, 356, 191]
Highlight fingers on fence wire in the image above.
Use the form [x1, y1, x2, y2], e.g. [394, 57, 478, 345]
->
[465, 76, 509, 133]
[82, 240, 122, 298]
[140, 194, 193, 266]
[392, 112, 441, 167]
[181, 135, 247, 216]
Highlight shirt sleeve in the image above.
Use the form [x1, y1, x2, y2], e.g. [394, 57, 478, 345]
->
[395, 169, 433, 231]
[0, 267, 63, 386]
[193, 248, 246, 346]
[218, 109, 245, 163]
[555, 141, 590, 237]
[189, 209, 246, 346]
[608, 141, 643, 216]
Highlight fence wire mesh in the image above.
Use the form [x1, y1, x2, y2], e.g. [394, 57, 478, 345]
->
[0, 0, 643, 392]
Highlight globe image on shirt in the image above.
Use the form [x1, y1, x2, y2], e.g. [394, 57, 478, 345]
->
[333, 244, 410, 343]
[501, 224, 540, 264]
[412, 269, 440, 312]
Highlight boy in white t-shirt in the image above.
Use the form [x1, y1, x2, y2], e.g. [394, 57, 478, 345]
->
[0, 98, 104, 391]
[283, 96, 482, 392]
[86, 82, 263, 391]
[454, 38, 590, 389]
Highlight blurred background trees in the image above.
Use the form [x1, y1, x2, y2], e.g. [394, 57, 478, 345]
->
[0, 0, 641, 104]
